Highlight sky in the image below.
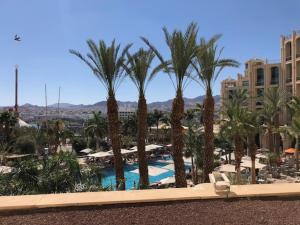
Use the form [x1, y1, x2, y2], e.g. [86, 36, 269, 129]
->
[0, 0, 300, 106]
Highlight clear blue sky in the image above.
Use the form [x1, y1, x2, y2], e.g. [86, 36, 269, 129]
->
[0, 0, 300, 106]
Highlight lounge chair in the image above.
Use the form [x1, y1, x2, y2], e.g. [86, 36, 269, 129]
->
[209, 173, 231, 194]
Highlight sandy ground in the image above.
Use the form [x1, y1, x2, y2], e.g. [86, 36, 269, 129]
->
[1, 197, 300, 225]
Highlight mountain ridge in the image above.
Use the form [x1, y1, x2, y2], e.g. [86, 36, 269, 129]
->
[0, 95, 220, 121]
[16, 95, 220, 111]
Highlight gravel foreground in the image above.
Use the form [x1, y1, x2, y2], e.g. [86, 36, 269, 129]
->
[1, 197, 300, 225]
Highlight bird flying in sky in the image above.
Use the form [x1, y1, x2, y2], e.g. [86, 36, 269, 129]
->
[14, 35, 21, 41]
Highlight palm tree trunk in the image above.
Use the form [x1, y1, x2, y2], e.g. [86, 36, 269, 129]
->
[191, 154, 196, 184]
[295, 137, 299, 171]
[137, 94, 149, 188]
[156, 123, 159, 143]
[203, 89, 214, 182]
[234, 135, 243, 185]
[171, 90, 187, 187]
[274, 114, 281, 154]
[107, 95, 125, 190]
[96, 136, 100, 151]
[268, 127, 274, 152]
[248, 134, 257, 184]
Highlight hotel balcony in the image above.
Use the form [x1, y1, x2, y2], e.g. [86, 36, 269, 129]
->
[286, 56, 292, 61]
[286, 76, 292, 83]
[297, 53, 300, 59]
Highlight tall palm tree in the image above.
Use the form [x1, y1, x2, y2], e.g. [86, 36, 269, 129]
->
[142, 23, 198, 187]
[193, 35, 239, 182]
[246, 111, 260, 184]
[123, 48, 162, 187]
[221, 89, 251, 184]
[70, 40, 131, 190]
[261, 87, 286, 153]
[85, 111, 107, 150]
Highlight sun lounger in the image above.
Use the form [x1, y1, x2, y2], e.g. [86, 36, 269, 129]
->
[209, 173, 230, 194]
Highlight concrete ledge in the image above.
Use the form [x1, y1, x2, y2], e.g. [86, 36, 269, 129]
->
[0, 183, 300, 211]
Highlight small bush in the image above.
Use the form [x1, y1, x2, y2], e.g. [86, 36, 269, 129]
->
[14, 136, 36, 154]
[72, 137, 87, 153]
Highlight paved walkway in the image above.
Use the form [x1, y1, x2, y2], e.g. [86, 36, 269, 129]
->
[0, 183, 299, 211]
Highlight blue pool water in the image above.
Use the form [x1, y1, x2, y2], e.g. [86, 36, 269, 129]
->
[101, 160, 191, 190]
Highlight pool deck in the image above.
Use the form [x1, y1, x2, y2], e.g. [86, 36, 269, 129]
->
[0, 183, 300, 211]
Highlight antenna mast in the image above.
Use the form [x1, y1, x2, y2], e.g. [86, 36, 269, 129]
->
[14, 65, 19, 114]
[57, 86, 61, 118]
[45, 84, 48, 121]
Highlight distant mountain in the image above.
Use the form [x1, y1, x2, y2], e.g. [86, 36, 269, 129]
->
[47, 95, 220, 112]
[48, 103, 76, 109]
[0, 95, 221, 122]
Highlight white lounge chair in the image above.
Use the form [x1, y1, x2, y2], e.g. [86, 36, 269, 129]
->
[209, 173, 231, 194]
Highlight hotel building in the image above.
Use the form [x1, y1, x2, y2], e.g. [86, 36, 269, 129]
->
[221, 30, 300, 149]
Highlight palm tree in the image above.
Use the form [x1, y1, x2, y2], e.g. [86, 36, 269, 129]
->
[85, 111, 107, 151]
[288, 96, 300, 117]
[147, 112, 156, 142]
[142, 23, 198, 187]
[121, 114, 137, 137]
[54, 120, 65, 152]
[193, 35, 239, 182]
[0, 111, 17, 143]
[246, 111, 260, 184]
[70, 40, 131, 190]
[42, 120, 65, 153]
[261, 87, 286, 153]
[214, 134, 233, 164]
[123, 48, 162, 187]
[184, 109, 197, 184]
[288, 117, 300, 171]
[152, 109, 163, 142]
[221, 89, 250, 184]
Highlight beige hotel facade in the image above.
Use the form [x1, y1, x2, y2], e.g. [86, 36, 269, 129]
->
[221, 30, 300, 150]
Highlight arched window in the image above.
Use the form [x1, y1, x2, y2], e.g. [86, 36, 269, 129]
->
[256, 68, 264, 86]
[271, 67, 279, 84]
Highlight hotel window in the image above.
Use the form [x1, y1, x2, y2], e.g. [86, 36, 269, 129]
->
[256, 68, 264, 86]
[242, 80, 249, 87]
[286, 42, 292, 61]
[228, 89, 236, 99]
[270, 67, 279, 85]
[257, 88, 264, 97]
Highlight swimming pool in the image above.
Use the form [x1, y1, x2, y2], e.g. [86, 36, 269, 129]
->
[101, 159, 191, 190]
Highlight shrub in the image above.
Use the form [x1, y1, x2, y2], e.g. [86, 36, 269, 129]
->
[72, 137, 87, 153]
[38, 152, 81, 193]
[14, 135, 36, 154]
[88, 137, 96, 150]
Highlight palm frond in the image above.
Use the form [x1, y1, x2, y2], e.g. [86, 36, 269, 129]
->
[70, 39, 131, 97]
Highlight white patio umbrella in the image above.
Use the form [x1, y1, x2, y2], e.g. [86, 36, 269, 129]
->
[240, 160, 266, 169]
[160, 176, 175, 185]
[218, 164, 245, 173]
[87, 151, 112, 158]
[130, 144, 163, 152]
[256, 153, 267, 159]
[80, 148, 93, 154]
